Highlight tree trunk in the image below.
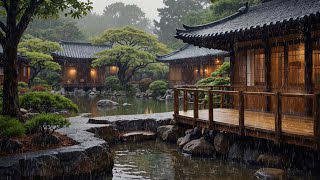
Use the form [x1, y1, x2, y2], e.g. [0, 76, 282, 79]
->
[117, 67, 128, 88]
[2, 40, 23, 120]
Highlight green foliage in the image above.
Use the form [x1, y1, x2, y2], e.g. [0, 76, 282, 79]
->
[211, 62, 230, 77]
[25, 114, 70, 136]
[148, 80, 168, 96]
[196, 77, 216, 85]
[32, 77, 48, 86]
[0, 116, 25, 139]
[18, 82, 28, 89]
[20, 92, 79, 114]
[154, 0, 209, 48]
[41, 71, 62, 88]
[105, 76, 122, 91]
[92, 26, 169, 87]
[139, 78, 152, 92]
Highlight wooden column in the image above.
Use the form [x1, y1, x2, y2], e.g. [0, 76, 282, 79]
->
[208, 91, 214, 130]
[174, 88, 179, 115]
[193, 90, 199, 127]
[305, 22, 313, 116]
[183, 90, 188, 111]
[264, 37, 271, 112]
[313, 93, 320, 149]
[284, 44, 289, 88]
[238, 91, 244, 136]
[275, 92, 282, 143]
[230, 37, 236, 109]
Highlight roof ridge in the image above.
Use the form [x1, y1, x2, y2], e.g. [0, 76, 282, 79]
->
[156, 44, 190, 59]
[60, 41, 112, 47]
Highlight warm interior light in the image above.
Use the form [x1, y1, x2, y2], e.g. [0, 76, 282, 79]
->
[91, 68, 97, 78]
[69, 68, 77, 77]
[204, 69, 208, 72]
[110, 66, 118, 74]
[215, 59, 221, 64]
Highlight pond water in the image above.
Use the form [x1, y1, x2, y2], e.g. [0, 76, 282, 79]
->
[111, 141, 315, 180]
[67, 95, 174, 117]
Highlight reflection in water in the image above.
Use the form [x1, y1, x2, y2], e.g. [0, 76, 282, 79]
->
[112, 141, 257, 180]
[67, 95, 173, 117]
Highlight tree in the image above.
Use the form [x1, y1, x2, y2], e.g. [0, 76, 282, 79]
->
[0, 0, 92, 119]
[92, 26, 169, 87]
[18, 38, 61, 88]
[154, 0, 209, 49]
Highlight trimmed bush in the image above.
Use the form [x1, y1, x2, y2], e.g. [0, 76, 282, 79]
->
[18, 82, 28, 88]
[196, 77, 215, 85]
[105, 76, 122, 91]
[32, 77, 48, 86]
[0, 116, 25, 139]
[25, 114, 70, 135]
[20, 92, 79, 114]
[148, 80, 168, 96]
[139, 78, 152, 92]
[211, 62, 230, 77]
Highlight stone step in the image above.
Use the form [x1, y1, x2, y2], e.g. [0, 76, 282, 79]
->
[120, 131, 156, 143]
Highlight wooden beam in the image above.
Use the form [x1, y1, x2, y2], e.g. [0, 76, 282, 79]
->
[183, 90, 188, 112]
[174, 88, 179, 115]
[284, 44, 289, 88]
[275, 92, 282, 143]
[193, 91, 199, 127]
[208, 91, 214, 130]
[264, 37, 271, 112]
[238, 91, 244, 136]
[313, 93, 320, 149]
[304, 22, 313, 116]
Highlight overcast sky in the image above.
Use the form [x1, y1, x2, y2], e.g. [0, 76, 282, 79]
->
[88, 0, 165, 21]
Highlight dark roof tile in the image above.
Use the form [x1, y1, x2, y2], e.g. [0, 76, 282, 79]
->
[156, 44, 228, 62]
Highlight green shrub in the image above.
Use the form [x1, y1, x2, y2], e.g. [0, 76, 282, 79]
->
[211, 62, 230, 77]
[148, 80, 168, 96]
[196, 77, 215, 85]
[18, 82, 28, 88]
[25, 114, 70, 135]
[32, 77, 48, 86]
[105, 76, 122, 91]
[0, 116, 25, 139]
[139, 78, 152, 92]
[20, 92, 79, 114]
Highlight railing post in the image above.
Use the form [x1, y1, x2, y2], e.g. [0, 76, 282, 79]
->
[220, 94, 224, 108]
[238, 91, 244, 136]
[275, 92, 282, 143]
[313, 93, 320, 149]
[208, 91, 214, 130]
[174, 88, 179, 115]
[183, 89, 188, 112]
[193, 90, 199, 127]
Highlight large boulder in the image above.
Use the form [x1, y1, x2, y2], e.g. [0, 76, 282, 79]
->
[228, 142, 244, 161]
[178, 127, 202, 149]
[214, 133, 230, 155]
[96, 100, 119, 107]
[254, 168, 286, 180]
[182, 137, 215, 157]
[0, 139, 23, 153]
[121, 131, 156, 143]
[257, 154, 287, 167]
[243, 148, 260, 164]
[87, 125, 120, 144]
[157, 125, 185, 142]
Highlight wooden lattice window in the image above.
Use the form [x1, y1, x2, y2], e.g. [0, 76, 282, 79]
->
[246, 49, 265, 86]
[288, 43, 305, 85]
[271, 46, 285, 88]
[313, 41, 320, 85]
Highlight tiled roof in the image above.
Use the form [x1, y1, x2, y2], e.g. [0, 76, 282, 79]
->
[156, 44, 228, 62]
[52, 41, 112, 59]
[176, 0, 320, 39]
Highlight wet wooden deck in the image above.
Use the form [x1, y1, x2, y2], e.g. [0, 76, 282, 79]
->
[177, 108, 313, 137]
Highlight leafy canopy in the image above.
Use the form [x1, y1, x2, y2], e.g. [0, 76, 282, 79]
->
[92, 26, 169, 87]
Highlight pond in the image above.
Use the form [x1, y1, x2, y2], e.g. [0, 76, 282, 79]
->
[67, 95, 174, 117]
[111, 141, 315, 180]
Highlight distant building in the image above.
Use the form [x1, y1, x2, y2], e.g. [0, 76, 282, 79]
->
[156, 44, 229, 87]
[52, 41, 114, 90]
[0, 48, 30, 85]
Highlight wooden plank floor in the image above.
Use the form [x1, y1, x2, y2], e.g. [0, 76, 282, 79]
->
[179, 108, 313, 136]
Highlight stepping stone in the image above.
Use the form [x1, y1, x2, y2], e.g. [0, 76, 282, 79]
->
[121, 131, 156, 143]
[254, 168, 286, 180]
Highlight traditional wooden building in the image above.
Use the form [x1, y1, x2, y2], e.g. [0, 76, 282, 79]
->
[175, 0, 320, 115]
[52, 41, 113, 90]
[156, 44, 229, 87]
[0, 48, 30, 84]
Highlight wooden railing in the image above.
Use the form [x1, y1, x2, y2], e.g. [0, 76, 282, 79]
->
[173, 85, 320, 149]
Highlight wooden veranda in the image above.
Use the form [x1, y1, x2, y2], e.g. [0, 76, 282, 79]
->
[173, 85, 320, 150]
